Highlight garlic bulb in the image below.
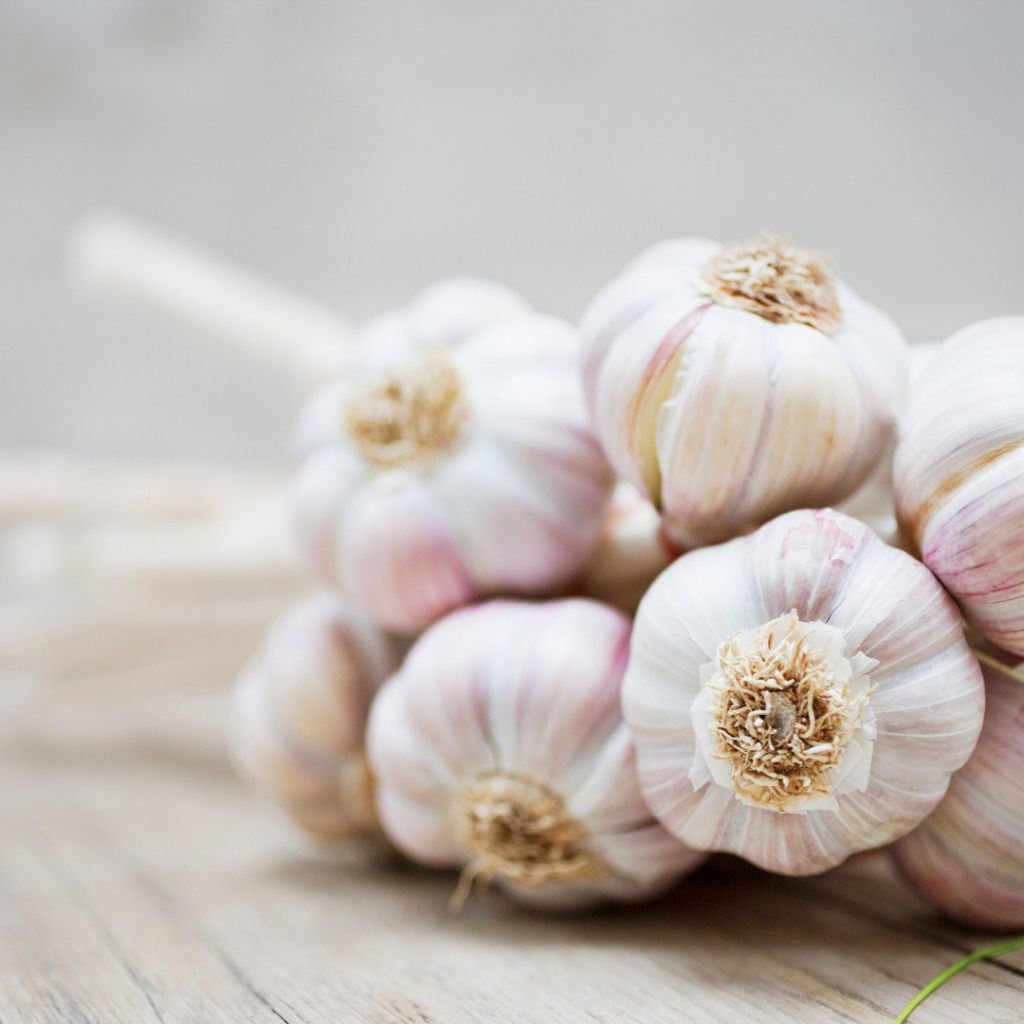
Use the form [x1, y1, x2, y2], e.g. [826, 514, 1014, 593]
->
[292, 278, 615, 633]
[575, 480, 680, 614]
[623, 508, 984, 876]
[230, 593, 399, 839]
[892, 654, 1024, 929]
[894, 317, 1024, 657]
[580, 235, 908, 548]
[367, 598, 705, 909]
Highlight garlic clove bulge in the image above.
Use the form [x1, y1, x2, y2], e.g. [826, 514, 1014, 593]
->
[229, 593, 400, 840]
[575, 480, 680, 615]
[892, 653, 1024, 929]
[336, 471, 477, 634]
[581, 235, 909, 548]
[367, 599, 705, 910]
[895, 317, 1024, 656]
[623, 508, 984, 876]
[292, 283, 615, 634]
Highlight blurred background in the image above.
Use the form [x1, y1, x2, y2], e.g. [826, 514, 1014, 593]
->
[1, 0, 1023, 464]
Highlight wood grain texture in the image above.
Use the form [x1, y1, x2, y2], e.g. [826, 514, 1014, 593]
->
[0, 459, 1020, 1023]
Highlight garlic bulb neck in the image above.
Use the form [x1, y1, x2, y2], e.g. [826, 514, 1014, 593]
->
[694, 613, 874, 813]
[451, 773, 610, 903]
[344, 351, 469, 468]
[697, 235, 842, 333]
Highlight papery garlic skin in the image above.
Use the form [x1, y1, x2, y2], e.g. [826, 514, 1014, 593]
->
[575, 481, 680, 614]
[580, 236, 908, 548]
[623, 508, 984, 876]
[367, 599, 705, 910]
[894, 317, 1024, 657]
[892, 656, 1024, 929]
[230, 593, 399, 839]
[292, 279, 615, 634]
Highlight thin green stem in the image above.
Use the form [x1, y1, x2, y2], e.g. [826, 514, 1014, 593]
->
[894, 933, 1024, 1023]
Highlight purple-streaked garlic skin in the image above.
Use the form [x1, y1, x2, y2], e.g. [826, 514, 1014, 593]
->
[575, 480, 681, 615]
[580, 237, 908, 549]
[623, 508, 984, 876]
[291, 279, 615, 634]
[892, 656, 1024, 930]
[230, 593, 400, 840]
[894, 317, 1024, 657]
[367, 599, 705, 910]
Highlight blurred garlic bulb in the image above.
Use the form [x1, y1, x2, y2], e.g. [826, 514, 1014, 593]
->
[580, 235, 908, 548]
[576, 481, 680, 614]
[292, 278, 615, 633]
[367, 599, 705, 910]
[230, 593, 399, 839]
[894, 317, 1024, 656]
[892, 653, 1024, 929]
[623, 508, 984, 876]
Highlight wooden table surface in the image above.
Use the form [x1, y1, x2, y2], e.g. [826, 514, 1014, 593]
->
[0, 459, 1021, 1024]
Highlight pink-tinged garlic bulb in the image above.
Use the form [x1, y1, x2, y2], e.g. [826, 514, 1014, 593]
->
[580, 235, 908, 549]
[292, 278, 615, 634]
[623, 508, 984, 876]
[892, 654, 1024, 929]
[575, 481, 680, 614]
[367, 599, 705, 909]
[230, 593, 400, 839]
[894, 317, 1024, 657]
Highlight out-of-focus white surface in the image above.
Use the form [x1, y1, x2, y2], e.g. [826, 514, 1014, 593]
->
[1, 0, 1023, 461]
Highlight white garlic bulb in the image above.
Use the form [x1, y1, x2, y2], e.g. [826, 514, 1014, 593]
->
[367, 598, 705, 910]
[894, 317, 1024, 657]
[892, 654, 1024, 930]
[575, 480, 680, 614]
[292, 278, 615, 634]
[580, 235, 908, 548]
[230, 593, 399, 839]
[623, 508, 984, 876]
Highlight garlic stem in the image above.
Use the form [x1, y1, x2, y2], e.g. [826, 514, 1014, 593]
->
[68, 211, 351, 388]
[893, 933, 1024, 1023]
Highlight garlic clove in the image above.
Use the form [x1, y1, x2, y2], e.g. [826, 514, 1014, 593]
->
[337, 473, 477, 635]
[367, 599, 705, 909]
[893, 655, 1024, 929]
[894, 317, 1024, 655]
[229, 594, 399, 840]
[408, 277, 532, 346]
[575, 480, 680, 615]
[589, 294, 711, 503]
[291, 445, 366, 588]
[623, 508, 984, 875]
[579, 237, 720, 409]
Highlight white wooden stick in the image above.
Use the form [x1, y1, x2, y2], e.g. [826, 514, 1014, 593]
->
[68, 212, 352, 389]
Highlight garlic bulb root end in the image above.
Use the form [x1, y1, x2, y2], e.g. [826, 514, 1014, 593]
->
[696, 234, 842, 334]
[345, 350, 468, 468]
[449, 771, 610, 910]
[703, 613, 871, 812]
